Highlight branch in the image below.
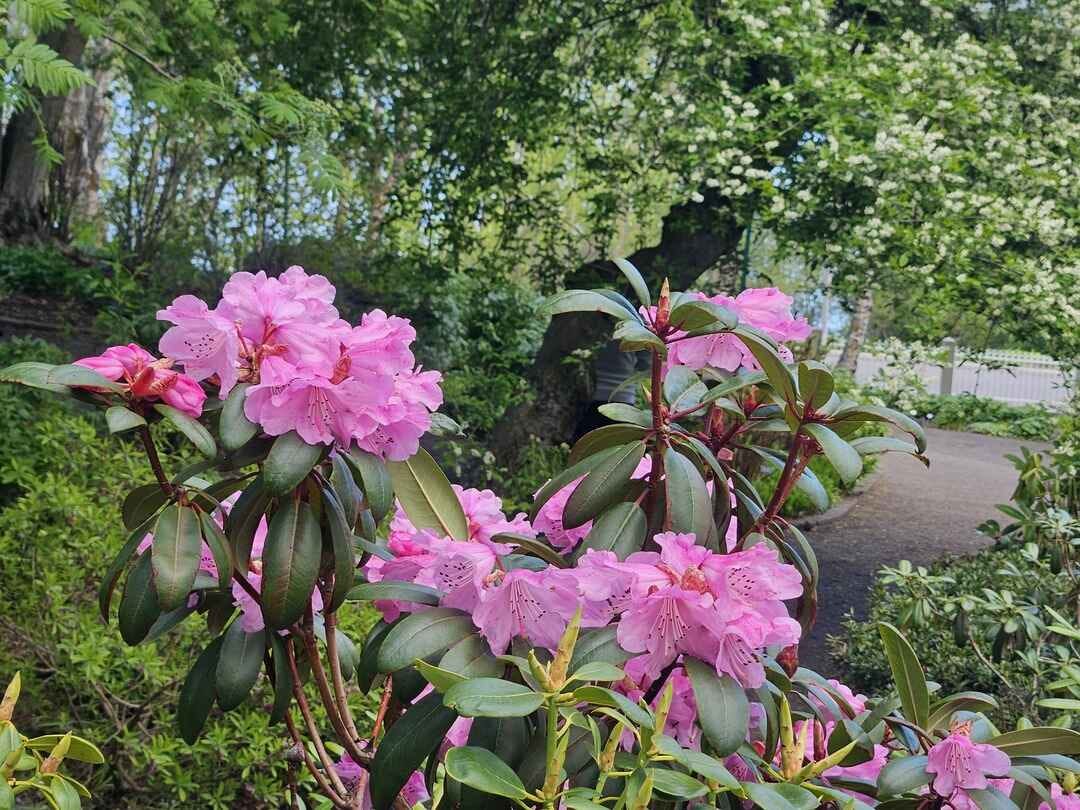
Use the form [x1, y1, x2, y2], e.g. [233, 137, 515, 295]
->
[102, 34, 177, 81]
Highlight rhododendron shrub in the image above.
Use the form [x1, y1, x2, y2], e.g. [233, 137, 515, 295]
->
[3, 260, 1079, 810]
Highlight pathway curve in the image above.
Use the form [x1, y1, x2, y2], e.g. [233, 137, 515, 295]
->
[798, 427, 1047, 672]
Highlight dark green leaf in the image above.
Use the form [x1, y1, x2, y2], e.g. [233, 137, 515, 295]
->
[269, 634, 294, 724]
[106, 406, 146, 434]
[669, 300, 738, 333]
[153, 403, 216, 458]
[663, 366, 706, 412]
[225, 477, 269, 571]
[219, 383, 257, 452]
[569, 424, 650, 466]
[444, 677, 544, 718]
[99, 516, 155, 620]
[733, 327, 796, 405]
[563, 441, 647, 529]
[320, 485, 357, 612]
[263, 431, 323, 495]
[804, 423, 863, 485]
[542, 289, 641, 322]
[850, 436, 929, 467]
[178, 636, 224, 743]
[415, 660, 467, 692]
[664, 447, 714, 544]
[831, 403, 927, 454]
[198, 511, 233, 590]
[491, 532, 568, 568]
[597, 403, 652, 427]
[344, 447, 394, 524]
[215, 620, 266, 711]
[572, 502, 646, 562]
[122, 483, 170, 531]
[990, 727, 1080, 756]
[372, 691, 458, 810]
[798, 361, 835, 411]
[47, 363, 123, 391]
[613, 321, 666, 355]
[445, 746, 530, 801]
[261, 500, 322, 631]
[613, 257, 651, 307]
[348, 580, 443, 605]
[530, 445, 626, 521]
[118, 552, 160, 645]
[387, 447, 469, 540]
[878, 623, 930, 728]
[377, 608, 476, 673]
[152, 505, 203, 611]
[0, 361, 67, 393]
[440, 633, 502, 678]
[684, 657, 748, 756]
[876, 755, 931, 797]
[569, 626, 632, 671]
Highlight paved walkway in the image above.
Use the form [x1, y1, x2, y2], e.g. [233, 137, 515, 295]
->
[798, 427, 1048, 671]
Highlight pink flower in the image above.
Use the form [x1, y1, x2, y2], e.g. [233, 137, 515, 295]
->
[355, 368, 444, 461]
[342, 310, 418, 376]
[1041, 783, 1080, 810]
[157, 295, 242, 397]
[471, 568, 580, 654]
[570, 550, 636, 627]
[620, 659, 701, 750]
[74, 343, 206, 417]
[243, 356, 392, 446]
[415, 537, 498, 613]
[706, 543, 803, 612]
[927, 723, 1010, 798]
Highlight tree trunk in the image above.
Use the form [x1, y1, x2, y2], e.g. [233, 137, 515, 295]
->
[837, 291, 873, 373]
[0, 22, 102, 242]
[489, 189, 744, 462]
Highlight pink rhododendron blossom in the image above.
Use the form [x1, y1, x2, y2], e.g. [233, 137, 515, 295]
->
[1041, 783, 1080, 810]
[662, 288, 810, 374]
[471, 568, 581, 654]
[927, 722, 1010, 798]
[75, 343, 207, 417]
[619, 658, 700, 750]
[616, 532, 802, 684]
[156, 266, 443, 453]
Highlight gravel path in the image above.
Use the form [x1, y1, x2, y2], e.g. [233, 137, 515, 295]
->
[798, 427, 1048, 672]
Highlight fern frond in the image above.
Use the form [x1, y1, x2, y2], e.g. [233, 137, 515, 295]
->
[8, 40, 92, 95]
[13, 0, 73, 33]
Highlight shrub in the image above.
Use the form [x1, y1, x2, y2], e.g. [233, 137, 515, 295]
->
[899, 393, 1059, 441]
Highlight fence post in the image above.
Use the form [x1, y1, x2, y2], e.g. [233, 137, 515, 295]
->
[940, 337, 957, 396]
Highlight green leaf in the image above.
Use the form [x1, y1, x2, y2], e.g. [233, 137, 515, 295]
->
[663, 366, 706, 411]
[664, 447, 714, 544]
[542, 289, 641, 322]
[491, 532, 568, 568]
[122, 483, 170, 531]
[320, 485, 357, 612]
[747, 447, 829, 512]
[563, 441, 647, 529]
[377, 608, 476, 673]
[990, 727, 1080, 756]
[225, 477, 270, 571]
[198, 511, 234, 590]
[653, 736, 739, 789]
[23, 734, 104, 764]
[215, 620, 266, 711]
[445, 746, 530, 801]
[444, 678, 544, 718]
[569, 626, 632, 671]
[927, 692, 999, 730]
[742, 782, 820, 810]
[571, 686, 653, 727]
[48, 775, 81, 810]
[263, 431, 323, 495]
[876, 755, 930, 796]
[106, 406, 146, 434]
[151, 505, 203, 611]
[415, 660, 467, 692]
[850, 436, 929, 467]
[269, 634, 294, 723]
[47, 363, 124, 391]
[388, 447, 469, 540]
[568, 424, 650, 466]
[613, 257, 651, 307]
[0, 361, 67, 393]
[440, 633, 503, 678]
[701, 370, 768, 403]
[260, 500, 322, 631]
[99, 516, 156, 620]
[669, 300, 738, 333]
[832, 403, 928, 454]
[219, 383, 257, 452]
[372, 691, 458, 810]
[568, 662, 625, 683]
[878, 623, 930, 728]
[798, 361, 835, 411]
[118, 552, 160, 645]
[733, 327, 796, 405]
[648, 768, 708, 799]
[530, 445, 626, 521]
[348, 580, 443, 605]
[967, 787, 1020, 810]
[597, 403, 652, 427]
[571, 502, 646, 562]
[153, 403, 216, 458]
[613, 321, 666, 355]
[804, 423, 863, 485]
[177, 636, 224, 743]
[684, 656, 748, 756]
[344, 447, 394, 524]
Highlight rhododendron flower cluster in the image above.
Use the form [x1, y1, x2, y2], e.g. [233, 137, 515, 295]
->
[156, 266, 442, 458]
[926, 720, 1011, 806]
[75, 343, 207, 417]
[664, 287, 811, 373]
[791, 680, 889, 787]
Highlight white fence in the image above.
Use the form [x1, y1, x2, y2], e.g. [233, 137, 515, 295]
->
[826, 342, 1074, 407]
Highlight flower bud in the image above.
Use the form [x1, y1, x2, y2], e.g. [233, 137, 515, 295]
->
[0, 673, 19, 723]
[528, 651, 556, 693]
[777, 644, 799, 678]
[40, 731, 71, 774]
[548, 608, 582, 688]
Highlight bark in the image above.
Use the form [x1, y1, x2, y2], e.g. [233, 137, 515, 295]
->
[489, 189, 744, 461]
[837, 291, 874, 373]
[0, 23, 111, 242]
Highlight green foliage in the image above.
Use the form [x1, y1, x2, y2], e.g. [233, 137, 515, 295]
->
[903, 393, 1060, 441]
[0, 340, 380, 808]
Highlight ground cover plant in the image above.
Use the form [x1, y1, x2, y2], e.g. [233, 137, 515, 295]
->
[3, 262, 1079, 810]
